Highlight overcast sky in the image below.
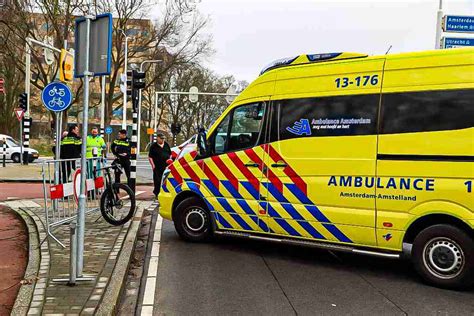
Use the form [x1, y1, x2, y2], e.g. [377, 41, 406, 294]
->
[196, 0, 473, 82]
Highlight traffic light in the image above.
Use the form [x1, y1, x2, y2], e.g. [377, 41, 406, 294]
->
[19, 93, 28, 112]
[130, 70, 145, 111]
[171, 122, 181, 135]
[59, 49, 74, 81]
[126, 70, 133, 98]
[132, 70, 146, 90]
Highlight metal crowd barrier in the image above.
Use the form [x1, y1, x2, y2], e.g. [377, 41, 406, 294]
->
[41, 157, 105, 247]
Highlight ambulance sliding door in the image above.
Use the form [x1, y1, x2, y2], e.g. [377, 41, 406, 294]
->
[259, 59, 384, 246]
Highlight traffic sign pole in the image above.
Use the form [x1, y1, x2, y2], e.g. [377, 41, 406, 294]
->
[100, 76, 106, 136]
[434, 0, 443, 49]
[19, 119, 23, 165]
[73, 13, 112, 283]
[76, 15, 92, 280]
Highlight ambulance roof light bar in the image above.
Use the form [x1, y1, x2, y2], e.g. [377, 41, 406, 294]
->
[259, 52, 368, 76]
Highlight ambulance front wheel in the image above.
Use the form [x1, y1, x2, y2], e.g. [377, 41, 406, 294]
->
[412, 224, 474, 290]
[174, 196, 212, 242]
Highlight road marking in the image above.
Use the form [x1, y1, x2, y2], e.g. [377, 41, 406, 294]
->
[140, 305, 153, 315]
[142, 277, 156, 305]
[140, 213, 163, 316]
[153, 229, 161, 242]
[147, 257, 159, 277]
[151, 242, 160, 257]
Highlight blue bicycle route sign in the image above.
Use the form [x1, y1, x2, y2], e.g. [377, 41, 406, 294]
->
[443, 15, 474, 33]
[105, 126, 113, 134]
[41, 82, 73, 112]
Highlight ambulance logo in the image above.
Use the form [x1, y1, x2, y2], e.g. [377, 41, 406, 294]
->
[383, 233, 393, 241]
[286, 119, 312, 136]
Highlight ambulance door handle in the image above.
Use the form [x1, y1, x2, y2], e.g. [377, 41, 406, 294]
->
[271, 163, 287, 168]
[244, 162, 259, 168]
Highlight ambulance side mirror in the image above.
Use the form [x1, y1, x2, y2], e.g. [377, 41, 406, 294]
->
[197, 130, 208, 157]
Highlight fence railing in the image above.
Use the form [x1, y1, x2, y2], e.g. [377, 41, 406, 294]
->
[41, 157, 105, 247]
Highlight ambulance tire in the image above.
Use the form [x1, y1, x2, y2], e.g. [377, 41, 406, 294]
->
[412, 224, 474, 290]
[174, 196, 212, 242]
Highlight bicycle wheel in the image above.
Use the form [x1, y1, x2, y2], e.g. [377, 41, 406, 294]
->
[100, 183, 136, 226]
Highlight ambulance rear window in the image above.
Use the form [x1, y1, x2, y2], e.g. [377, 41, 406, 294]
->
[380, 89, 474, 134]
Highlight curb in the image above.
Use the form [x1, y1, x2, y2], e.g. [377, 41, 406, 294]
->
[95, 205, 146, 315]
[0, 179, 43, 183]
[10, 207, 50, 316]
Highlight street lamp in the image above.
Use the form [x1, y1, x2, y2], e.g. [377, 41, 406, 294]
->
[137, 59, 162, 156]
[119, 29, 130, 130]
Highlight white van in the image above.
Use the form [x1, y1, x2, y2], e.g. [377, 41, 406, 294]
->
[0, 134, 39, 163]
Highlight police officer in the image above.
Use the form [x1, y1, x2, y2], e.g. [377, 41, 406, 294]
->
[60, 124, 81, 182]
[111, 129, 131, 186]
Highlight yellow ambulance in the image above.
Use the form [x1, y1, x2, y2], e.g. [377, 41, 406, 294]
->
[159, 48, 474, 289]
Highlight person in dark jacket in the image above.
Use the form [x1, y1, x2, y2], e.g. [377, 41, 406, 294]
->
[52, 131, 69, 159]
[148, 133, 171, 197]
[111, 129, 131, 187]
[60, 124, 81, 182]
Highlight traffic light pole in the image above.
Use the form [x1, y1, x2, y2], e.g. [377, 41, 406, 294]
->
[130, 91, 138, 193]
[137, 60, 161, 157]
[127, 69, 146, 192]
[23, 38, 66, 164]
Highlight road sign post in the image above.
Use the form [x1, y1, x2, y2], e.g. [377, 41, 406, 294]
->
[14, 108, 25, 121]
[74, 13, 112, 283]
[41, 82, 73, 112]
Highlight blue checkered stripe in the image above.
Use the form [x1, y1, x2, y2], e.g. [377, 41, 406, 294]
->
[164, 177, 352, 243]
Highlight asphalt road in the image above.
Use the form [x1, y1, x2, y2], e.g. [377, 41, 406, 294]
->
[154, 220, 474, 315]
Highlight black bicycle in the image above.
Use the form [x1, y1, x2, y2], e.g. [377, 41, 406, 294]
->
[95, 162, 136, 226]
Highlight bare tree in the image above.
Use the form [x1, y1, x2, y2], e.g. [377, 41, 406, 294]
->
[0, 0, 89, 134]
[90, 0, 213, 130]
[157, 64, 235, 145]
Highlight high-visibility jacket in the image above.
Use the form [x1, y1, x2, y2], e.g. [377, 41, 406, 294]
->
[60, 133, 82, 159]
[86, 135, 106, 158]
[111, 138, 131, 159]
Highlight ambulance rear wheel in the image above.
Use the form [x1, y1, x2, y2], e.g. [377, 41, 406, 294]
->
[174, 197, 212, 242]
[412, 224, 474, 290]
